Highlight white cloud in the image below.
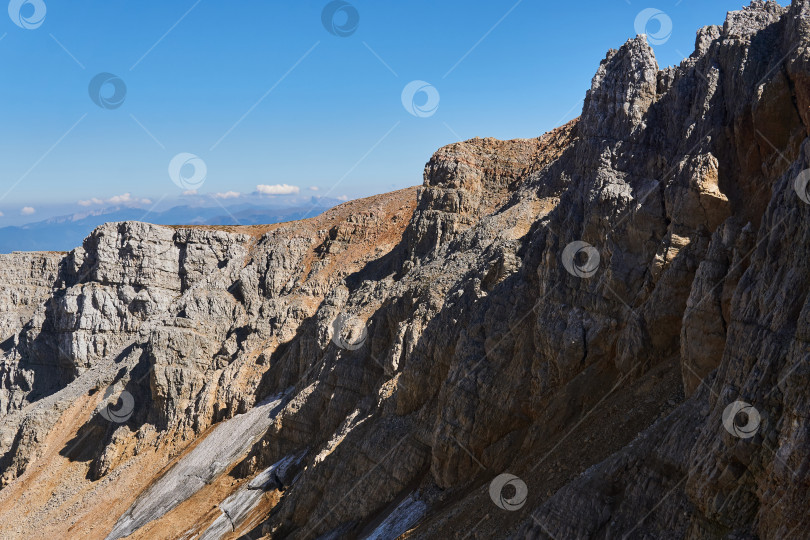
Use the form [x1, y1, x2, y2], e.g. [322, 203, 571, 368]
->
[21, 207, 35, 215]
[308, 186, 320, 191]
[78, 197, 104, 207]
[182, 189, 198, 196]
[78, 193, 151, 207]
[212, 191, 241, 199]
[0, 211, 4, 217]
[256, 183, 300, 196]
[337, 195, 348, 201]
[108, 193, 133, 204]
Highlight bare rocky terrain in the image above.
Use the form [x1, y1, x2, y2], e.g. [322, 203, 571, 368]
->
[1, 1, 809, 538]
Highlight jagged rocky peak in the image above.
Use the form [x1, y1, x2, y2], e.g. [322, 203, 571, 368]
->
[581, 35, 660, 138]
[0, 1, 809, 539]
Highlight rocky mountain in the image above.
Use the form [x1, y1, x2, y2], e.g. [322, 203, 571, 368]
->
[0, 1, 809, 538]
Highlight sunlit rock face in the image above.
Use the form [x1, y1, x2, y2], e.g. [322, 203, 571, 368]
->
[1, 2, 810, 539]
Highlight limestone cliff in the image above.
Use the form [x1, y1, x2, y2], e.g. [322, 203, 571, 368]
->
[1, 2, 809, 539]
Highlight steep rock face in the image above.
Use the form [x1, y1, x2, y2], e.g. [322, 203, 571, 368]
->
[512, 1, 810, 538]
[0, 2, 808, 539]
[0, 252, 61, 342]
[0, 252, 62, 416]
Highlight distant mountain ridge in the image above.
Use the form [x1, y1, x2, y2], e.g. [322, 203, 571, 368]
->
[0, 197, 342, 253]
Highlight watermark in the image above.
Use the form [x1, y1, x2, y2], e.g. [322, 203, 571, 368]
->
[99, 387, 135, 423]
[561, 241, 600, 278]
[634, 8, 672, 46]
[401, 80, 440, 118]
[321, 0, 359, 37]
[793, 169, 810, 205]
[722, 400, 761, 439]
[8, 0, 46, 29]
[88, 72, 127, 110]
[489, 473, 527, 511]
[168, 152, 207, 191]
[331, 312, 368, 350]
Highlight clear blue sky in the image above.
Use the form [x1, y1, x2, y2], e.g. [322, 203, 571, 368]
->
[0, 0, 784, 224]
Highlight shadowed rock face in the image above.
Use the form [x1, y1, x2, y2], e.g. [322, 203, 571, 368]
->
[1, 1, 809, 539]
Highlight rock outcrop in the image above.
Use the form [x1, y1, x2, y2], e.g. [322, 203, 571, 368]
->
[0, 2, 809, 539]
[0, 252, 62, 343]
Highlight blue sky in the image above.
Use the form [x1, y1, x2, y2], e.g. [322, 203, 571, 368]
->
[0, 0, 784, 225]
